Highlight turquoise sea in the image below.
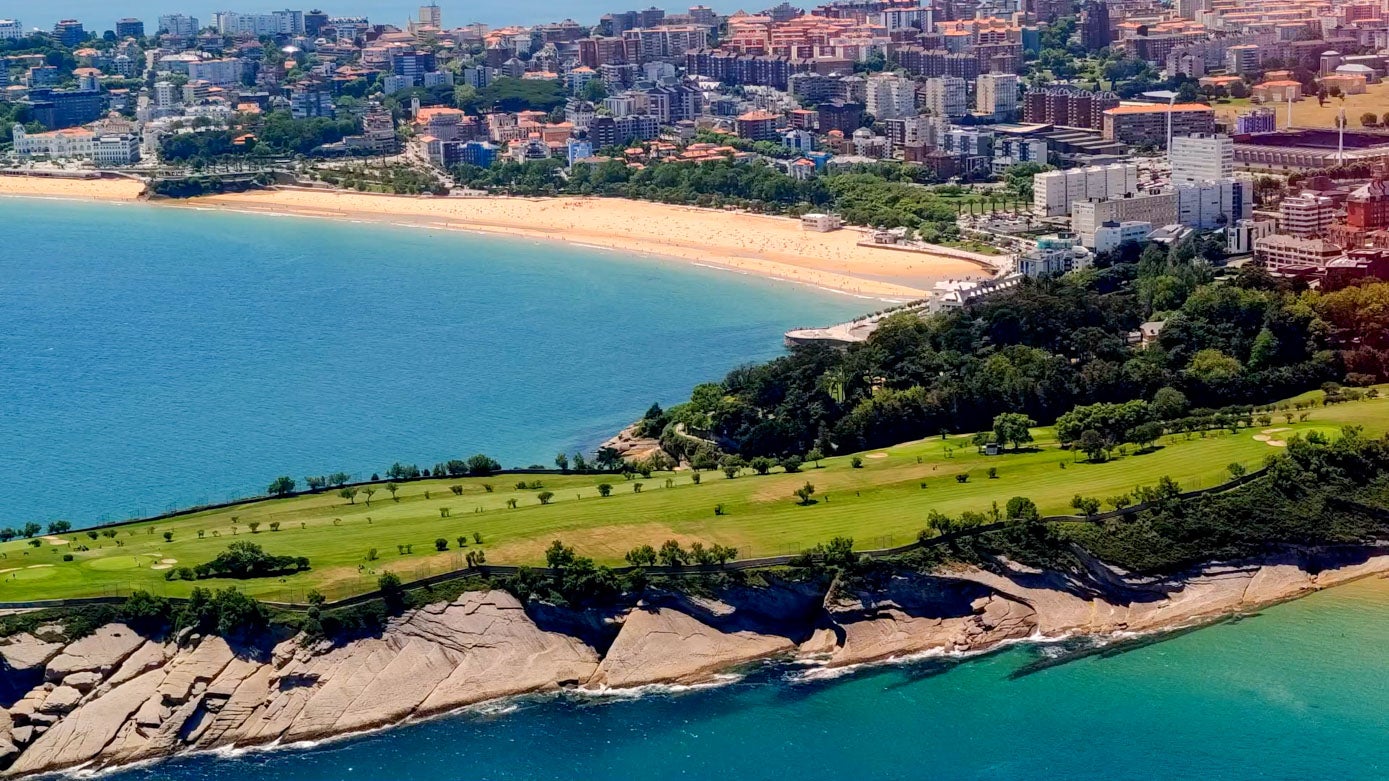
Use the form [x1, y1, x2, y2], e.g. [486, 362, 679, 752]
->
[0, 196, 864, 526]
[98, 577, 1389, 781]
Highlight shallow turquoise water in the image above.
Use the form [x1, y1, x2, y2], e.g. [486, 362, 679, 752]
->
[0, 197, 864, 525]
[101, 578, 1389, 781]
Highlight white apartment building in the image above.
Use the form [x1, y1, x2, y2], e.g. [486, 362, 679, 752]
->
[1176, 178, 1252, 229]
[157, 14, 199, 35]
[1019, 233, 1092, 277]
[864, 73, 916, 120]
[1254, 235, 1342, 272]
[1227, 217, 1277, 254]
[1094, 220, 1153, 253]
[187, 58, 242, 86]
[922, 75, 967, 119]
[992, 137, 1048, 174]
[1170, 134, 1234, 183]
[976, 72, 1018, 118]
[1033, 163, 1139, 217]
[0, 19, 24, 39]
[12, 125, 141, 165]
[155, 80, 178, 108]
[213, 10, 304, 36]
[1072, 192, 1178, 247]
[1279, 193, 1336, 237]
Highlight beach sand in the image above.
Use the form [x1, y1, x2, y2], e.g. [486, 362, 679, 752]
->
[0, 175, 989, 299]
[0, 174, 145, 201]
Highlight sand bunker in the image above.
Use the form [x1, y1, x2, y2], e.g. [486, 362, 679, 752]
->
[1253, 434, 1270, 442]
[26, 564, 53, 569]
[867, 452, 890, 459]
[150, 564, 173, 570]
[0, 568, 18, 575]
[1267, 440, 1288, 447]
[41, 536, 68, 545]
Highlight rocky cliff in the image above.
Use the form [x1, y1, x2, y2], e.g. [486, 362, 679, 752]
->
[2, 549, 1386, 778]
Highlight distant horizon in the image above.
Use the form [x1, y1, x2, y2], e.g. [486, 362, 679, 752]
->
[1, 0, 755, 38]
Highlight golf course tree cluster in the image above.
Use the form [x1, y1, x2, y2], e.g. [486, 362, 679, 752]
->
[174, 541, 309, 581]
[644, 250, 1389, 458]
[0, 522, 44, 542]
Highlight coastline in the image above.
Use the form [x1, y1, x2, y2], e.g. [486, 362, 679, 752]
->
[0, 174, 986, 301]
[4, 546, 1386, 779]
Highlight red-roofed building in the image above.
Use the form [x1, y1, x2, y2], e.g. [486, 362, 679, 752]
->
[734, 109, 779, 141]
[1102, 103, 1216, 147]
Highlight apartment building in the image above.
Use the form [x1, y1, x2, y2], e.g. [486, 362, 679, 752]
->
[1102, 104, 1216, 147]
[1033, 163, 1140, 217]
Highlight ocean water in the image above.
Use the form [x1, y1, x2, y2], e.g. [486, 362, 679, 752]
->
[10, 0, 743, 39]
[0, 197, 864, 525]
[96, 577, 1389, 781]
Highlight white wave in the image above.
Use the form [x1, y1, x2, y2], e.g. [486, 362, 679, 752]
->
[575, 672, 745, 700]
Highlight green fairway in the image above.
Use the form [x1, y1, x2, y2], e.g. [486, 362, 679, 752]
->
[5, 392, 1387, 603]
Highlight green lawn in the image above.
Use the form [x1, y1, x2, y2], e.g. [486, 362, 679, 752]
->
[5, 392, 1387, 604]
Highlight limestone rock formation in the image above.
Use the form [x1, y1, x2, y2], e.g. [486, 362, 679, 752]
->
[2, 550, 1387, 779]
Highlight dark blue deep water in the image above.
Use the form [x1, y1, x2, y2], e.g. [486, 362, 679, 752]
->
[0, 197, 863, 525]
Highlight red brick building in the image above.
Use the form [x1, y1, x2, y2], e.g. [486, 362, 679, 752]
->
[1347, 180, 1389, 229]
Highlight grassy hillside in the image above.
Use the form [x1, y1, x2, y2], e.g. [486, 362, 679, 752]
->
[4, 392, 1386, 603]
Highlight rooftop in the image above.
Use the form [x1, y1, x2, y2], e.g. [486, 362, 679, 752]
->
[1105, 103, 1214, 115]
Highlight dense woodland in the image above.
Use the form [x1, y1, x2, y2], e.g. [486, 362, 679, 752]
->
[645, 243, 1389, 460]
[159, 112, 363, 162]
[451, 158, 1039, 242]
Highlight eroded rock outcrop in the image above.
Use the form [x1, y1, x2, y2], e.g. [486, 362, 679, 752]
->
[3, 549, 1387, 779]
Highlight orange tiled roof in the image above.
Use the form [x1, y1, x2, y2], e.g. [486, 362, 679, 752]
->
[1105, 103, 1214, 115]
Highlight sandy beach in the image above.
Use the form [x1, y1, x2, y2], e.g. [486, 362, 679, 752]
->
[0, 175, 989, 299]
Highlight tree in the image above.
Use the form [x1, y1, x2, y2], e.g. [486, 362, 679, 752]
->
[1131, 421, 1164, 450]
[362, 486, 377, 505]
[1071, 495, 1101, 516]
[248, 521, 261, 533]
[806, 447, 825, 467]
[1004, 496, 1040, 522]
[720, 454, 746, 479]
[378, 572, 405, 613]
[163, 531, 174, 542]
[1362, 112, 1378, 127]
[466, 454, 501, 476]
[328, 472, 352, 487]
[597, 483, 613, 497]
[339, 486, 359, 504]
[794, 482, 817, 505]
[1151, 387, 1189, 421]
[385, 482, 400, 501]
[435, 538, 449, 551]
[1079, 429, 1108, 462]
[267, 476, 296, 496]
[657, 539, 687, 567]
[781, 455, 804, 473]
[750, 456, 775, 475]
[1228, 462, 1248, 480]
[555, 453, 569, 472]
[991, 412, 1036, 450]
[626, 544, 657, 567]
[546, 540, 577, 569]
[48, 520, 72, 534]
[537, 491, 555, 505]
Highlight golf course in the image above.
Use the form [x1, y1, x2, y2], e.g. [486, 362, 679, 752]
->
[3, 388, 1386, 604]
